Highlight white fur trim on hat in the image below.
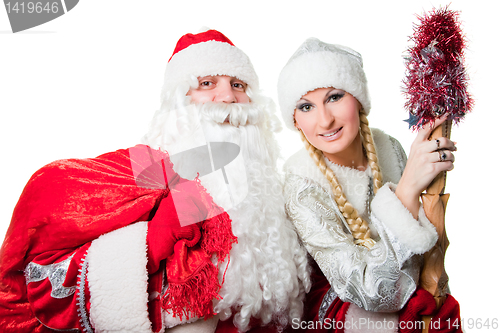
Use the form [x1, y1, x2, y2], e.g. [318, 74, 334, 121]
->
[164, 40, 259, 94]
[278, 38, 370, 131]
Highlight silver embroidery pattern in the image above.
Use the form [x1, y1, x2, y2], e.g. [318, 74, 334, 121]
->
[318, 287, 338, 322]
[76, 253, 94, 333]
[284, 175, 420, 312]
[25, 254, 77, 299]
[389, 136, 407, 177]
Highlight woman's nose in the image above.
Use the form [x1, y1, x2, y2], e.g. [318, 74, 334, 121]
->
[317, 105, 334, 127]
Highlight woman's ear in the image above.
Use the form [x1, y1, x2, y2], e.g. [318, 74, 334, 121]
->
[293, 114, 301, 131]
[357, 100, 364, 114]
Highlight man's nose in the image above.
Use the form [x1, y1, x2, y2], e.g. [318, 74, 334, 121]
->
[214, 82, 237, 103]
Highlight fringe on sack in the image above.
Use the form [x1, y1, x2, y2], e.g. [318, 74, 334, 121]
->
[201, 210, 238, 263]
[192, 174, 238, 263]
[161, 175, 238, 322]
[162, 261, 221, 321]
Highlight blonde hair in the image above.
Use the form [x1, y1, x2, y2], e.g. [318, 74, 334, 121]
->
[299, 110, 382, 249]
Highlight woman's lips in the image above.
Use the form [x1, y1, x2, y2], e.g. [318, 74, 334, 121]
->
[319, 127, 343, 141]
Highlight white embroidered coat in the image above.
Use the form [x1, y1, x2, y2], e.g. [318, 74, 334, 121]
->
[283, 128, 438, 332]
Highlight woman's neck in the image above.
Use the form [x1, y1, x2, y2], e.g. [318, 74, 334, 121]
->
[323, 134, 367, 171]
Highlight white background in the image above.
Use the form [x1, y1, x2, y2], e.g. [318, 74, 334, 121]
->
[1, 0, 498, 329]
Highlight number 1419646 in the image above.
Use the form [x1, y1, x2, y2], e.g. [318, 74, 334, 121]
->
[5, 2, 60, 14]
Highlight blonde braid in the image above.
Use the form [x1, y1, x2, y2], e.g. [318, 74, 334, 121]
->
[299, 130, 375, 249]
[359, 112, 383, 193]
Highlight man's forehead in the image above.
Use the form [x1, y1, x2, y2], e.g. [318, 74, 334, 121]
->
[197, 75, 247, 83]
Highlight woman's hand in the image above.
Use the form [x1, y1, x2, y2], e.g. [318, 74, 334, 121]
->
[395, 115, 457, 219]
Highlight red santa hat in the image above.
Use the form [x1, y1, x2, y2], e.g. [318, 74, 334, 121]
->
[163, 29, 259, 93]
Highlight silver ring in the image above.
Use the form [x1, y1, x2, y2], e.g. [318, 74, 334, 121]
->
[438, 151, 446, 162]
[436, 139, 440, 149]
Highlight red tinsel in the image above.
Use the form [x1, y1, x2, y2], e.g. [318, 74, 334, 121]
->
[403, 7, 473, 129]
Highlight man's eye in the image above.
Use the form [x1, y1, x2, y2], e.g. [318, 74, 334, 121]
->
[200, 81, 212, 87]
[232, 82, 246, 91]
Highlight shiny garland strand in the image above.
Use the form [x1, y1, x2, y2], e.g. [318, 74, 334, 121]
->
[403, 7, 473, 129]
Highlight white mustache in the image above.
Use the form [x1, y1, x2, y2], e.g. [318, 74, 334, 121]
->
[198, 102, 265, 127]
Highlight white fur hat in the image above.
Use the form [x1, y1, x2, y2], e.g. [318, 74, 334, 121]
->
[277, 38, 370, 131]
[163, 29, 259, 94]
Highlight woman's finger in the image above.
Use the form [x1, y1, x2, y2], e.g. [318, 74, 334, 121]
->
[433, 150, 455, 163]
[426, 137, 457, 153]
[417, 114, 449, 141]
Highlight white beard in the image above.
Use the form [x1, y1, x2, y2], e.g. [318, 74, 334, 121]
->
[143, 98, 311, 331]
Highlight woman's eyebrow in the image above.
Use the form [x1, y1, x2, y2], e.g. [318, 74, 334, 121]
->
[296, 98, 311, 105]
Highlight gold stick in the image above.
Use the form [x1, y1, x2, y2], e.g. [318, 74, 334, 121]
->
[420, 119, 451, 332]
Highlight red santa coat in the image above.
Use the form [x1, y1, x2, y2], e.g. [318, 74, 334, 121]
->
[0, 145, 235, 332]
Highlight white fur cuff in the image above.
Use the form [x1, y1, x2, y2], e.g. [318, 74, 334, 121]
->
[371, 183, 438, 254]
[87, 222, 152, 333]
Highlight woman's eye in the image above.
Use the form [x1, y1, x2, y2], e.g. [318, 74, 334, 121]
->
[200, 81, 212, 87]
[298, 104, 313, 112]
[327, 92, 345, 102]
